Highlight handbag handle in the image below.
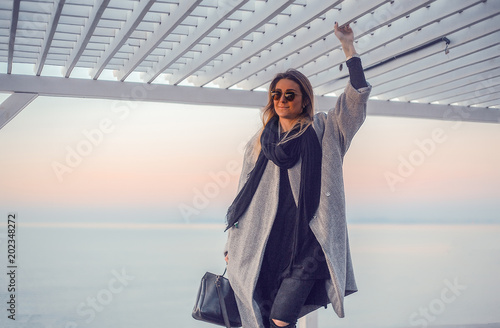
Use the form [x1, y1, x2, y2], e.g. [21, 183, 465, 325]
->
[215, 269, 231, 328]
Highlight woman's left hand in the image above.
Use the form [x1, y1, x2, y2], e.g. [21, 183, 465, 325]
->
[334, 22, 354, 44]
[334, 22, 357, 59]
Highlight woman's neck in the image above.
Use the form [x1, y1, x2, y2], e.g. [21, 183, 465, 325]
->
[279, 118, 295, 132]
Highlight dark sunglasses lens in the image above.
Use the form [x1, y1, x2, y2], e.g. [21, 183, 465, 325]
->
[272, 91, 295, 101]
[285, 92, 295, 101]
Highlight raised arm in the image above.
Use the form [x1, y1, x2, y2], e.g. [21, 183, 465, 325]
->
[334, 22, 368, 90]
[327, 22, 371, 155]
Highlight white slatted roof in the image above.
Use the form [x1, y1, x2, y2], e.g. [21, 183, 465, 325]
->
[1, 0, 500, 129]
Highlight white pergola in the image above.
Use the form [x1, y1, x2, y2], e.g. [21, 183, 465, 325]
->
[0, 1, 499, 326]
[1, 0, 500, 131]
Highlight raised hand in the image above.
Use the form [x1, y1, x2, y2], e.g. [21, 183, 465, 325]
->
[334, 22, 357, 59]
[334, 22, 354, 44]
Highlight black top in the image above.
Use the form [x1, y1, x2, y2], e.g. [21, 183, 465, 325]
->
[346, 56, 368, 89]
[260, 166, 330, 282]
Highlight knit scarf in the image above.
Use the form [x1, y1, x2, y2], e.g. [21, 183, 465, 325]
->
[225, 115, 322, 232]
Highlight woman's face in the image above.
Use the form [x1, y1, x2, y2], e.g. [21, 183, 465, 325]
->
[273, 78, 303, 123]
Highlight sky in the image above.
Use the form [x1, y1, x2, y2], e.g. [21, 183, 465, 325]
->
[0, 92, 499, 225]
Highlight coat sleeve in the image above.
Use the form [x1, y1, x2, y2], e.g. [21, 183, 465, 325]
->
[328, 81, 371, 156]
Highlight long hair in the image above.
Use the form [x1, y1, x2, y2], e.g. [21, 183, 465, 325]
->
[253, 68, 315, 156]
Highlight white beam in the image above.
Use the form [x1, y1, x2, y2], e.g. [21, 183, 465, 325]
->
[114, 0, 203, 82]
[474, 98, 500, 109]
[0, 73, 498, 124]
[35, 0, 66, 76]
[231, 0, 391, 90]
[189, 0, 343, 87]
[374, 46, 500, 101]
[455, 85, 500, 107]
[439, 81, 500, 106]
[142, 0, 248, 83]
[366, 97, 500, 124]
[416, 69, 500, 104]
[166, 0, 296, 85]
[313, 0, 491, 95]
[8, 0, 20, 74]
[0, 73, 266, 109]
[62, 0, 111, 78]
[0, 92, 38, 130]
[90, 0, 156, 80]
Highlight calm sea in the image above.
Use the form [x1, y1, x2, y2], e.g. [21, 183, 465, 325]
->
[0, 223, 499, 328]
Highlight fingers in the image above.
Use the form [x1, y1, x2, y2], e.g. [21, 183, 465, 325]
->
[334, 22, 356, 57]
[335, 22, 352, 33]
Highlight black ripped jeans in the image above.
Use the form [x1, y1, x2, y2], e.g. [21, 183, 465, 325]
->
[269, 277, 316, 326]
[255, 276, 317, 327]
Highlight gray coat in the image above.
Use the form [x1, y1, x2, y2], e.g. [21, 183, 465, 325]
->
[224, 82, 372, 327]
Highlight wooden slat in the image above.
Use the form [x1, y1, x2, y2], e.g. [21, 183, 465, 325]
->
[114, 0, 203, 81]
[142, 0, 248, 83]
[35, 0, 66, 76]
[166, 0, 296, 85]
[8, 0, 20, 74]
[62, 0, 111, 78]
[90, 0, 156, 79]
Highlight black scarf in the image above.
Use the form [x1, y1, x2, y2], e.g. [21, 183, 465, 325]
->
[225, 115, 322, 232]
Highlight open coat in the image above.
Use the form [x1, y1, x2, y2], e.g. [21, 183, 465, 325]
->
[224, 81, 372, 327]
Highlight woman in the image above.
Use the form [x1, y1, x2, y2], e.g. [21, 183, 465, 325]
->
[223, 23, 371, 328]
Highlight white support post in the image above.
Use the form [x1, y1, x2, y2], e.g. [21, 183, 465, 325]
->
[0, 92, 38, 130]
[298, 311, 318, 328]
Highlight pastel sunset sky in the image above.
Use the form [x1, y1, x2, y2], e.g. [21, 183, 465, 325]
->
[0, 92, 499, 225]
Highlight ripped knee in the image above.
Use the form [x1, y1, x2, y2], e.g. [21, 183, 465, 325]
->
[270, 318, 295, 328]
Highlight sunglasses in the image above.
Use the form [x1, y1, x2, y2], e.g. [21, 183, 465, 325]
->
[271, 91, 301, 102]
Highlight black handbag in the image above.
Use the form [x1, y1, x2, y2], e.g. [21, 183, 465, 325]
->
[192, 267, 242, 327]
